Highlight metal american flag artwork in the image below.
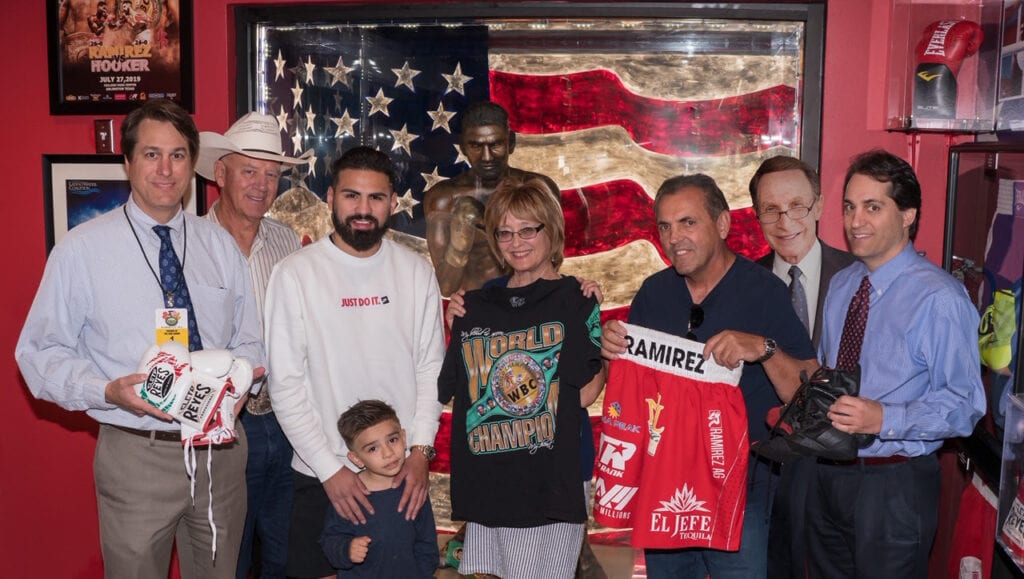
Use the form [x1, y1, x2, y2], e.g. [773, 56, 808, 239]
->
[253, 17, 806, 315]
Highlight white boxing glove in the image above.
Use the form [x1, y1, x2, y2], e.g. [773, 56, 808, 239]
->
[180, 351, 253, 446]
[137, 341, 193, 414]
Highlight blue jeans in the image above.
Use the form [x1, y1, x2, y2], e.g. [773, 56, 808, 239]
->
[644, 459, 773, 579]
[236, 411, 294, 579]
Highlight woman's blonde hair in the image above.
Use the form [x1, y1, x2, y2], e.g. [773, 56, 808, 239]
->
[483, 176, 564, 274]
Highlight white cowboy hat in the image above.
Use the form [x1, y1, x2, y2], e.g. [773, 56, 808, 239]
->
[196, 112, 312, 180]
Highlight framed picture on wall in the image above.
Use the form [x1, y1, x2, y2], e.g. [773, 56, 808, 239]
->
[46, 0, 195, 115]
[42, 154, 205, 254]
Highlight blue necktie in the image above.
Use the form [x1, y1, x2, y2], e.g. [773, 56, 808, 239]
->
[789, 265, 810, 334]
[153, 225, 203, 351]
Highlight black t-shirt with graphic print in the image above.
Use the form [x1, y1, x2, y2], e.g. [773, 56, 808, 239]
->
[440, 276, 602, 528]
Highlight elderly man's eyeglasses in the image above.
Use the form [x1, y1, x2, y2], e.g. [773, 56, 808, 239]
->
[686, 304, 704, 340]
[757, 197, 817, 224]
[495, 223, 545, 243]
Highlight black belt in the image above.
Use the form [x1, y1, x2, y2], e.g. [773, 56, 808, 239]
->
[110, 423, 180, 442]
[818, 455, 914, 467]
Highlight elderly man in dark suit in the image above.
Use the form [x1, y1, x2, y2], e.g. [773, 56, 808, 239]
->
[748, 156, 855, 578]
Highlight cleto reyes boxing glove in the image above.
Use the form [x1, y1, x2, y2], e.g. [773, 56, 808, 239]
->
[138, 343, 253, 444]
[180, 350, 253, 446]
[913, 20, 983, 121]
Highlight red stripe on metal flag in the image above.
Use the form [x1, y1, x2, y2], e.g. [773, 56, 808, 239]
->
[562, 179, 769, 261]
[491, 69, 798, 157]
[727, 207, 770, 261]
[563, 180, 658, 258]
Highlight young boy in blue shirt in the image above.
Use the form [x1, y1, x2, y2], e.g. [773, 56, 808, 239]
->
[319, 400, 439, 577]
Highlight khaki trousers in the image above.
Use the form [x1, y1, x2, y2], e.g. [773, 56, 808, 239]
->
[94, 423, 248, 579]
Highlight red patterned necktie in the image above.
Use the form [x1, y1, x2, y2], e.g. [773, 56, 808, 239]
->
[835, 276, 871, 371]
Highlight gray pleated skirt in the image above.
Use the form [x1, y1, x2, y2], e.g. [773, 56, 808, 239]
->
[460, 521, 585, 578]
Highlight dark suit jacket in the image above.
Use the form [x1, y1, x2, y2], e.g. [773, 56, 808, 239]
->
[756, 240, 856, 350]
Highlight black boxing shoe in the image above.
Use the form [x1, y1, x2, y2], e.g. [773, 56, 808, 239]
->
[751, 366, 876, 463]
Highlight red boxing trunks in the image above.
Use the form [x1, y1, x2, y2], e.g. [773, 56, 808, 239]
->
[949, 475, 996, 579]
[593, 323, 748, 551]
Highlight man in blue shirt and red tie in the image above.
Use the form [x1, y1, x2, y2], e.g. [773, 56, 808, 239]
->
[806, 149, 986, 578]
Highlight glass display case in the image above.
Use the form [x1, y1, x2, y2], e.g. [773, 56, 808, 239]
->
[944, 142, 1024, 573]
[886, 0, 1002, 132]
[1000, 394, 1024, 573]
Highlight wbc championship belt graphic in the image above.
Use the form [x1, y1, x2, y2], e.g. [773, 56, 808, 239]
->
[460, 322, 566, 455]
[466, 344, 560, 432]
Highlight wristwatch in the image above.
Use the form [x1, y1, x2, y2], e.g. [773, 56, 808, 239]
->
[410, 445, 437, 462]
[756, 338, 777, 363]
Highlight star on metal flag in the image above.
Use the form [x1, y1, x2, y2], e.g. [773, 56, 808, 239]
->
[392, 61, 421, 91]
[305, 106, 317, 133]
[453, 143, 469, 167]
[420, 167, 447, 190]
[427, 102, 457, 133]
[366, 88, 394, 117]
[272, 107, 288, 134]
[291, 130, 304, 155]
[303, 55, 317, 85]
[394, 189, 420, 218]
[274, 50, 287, 81]
[324, 56, 355, 88]
[291, 81, 304, 109]
[442, 62, 473, 96]
[389, 124, 419, 155]
[276, 106, 290, 133]
[308, 154, 318, 179]
[331, 110, 358, 138]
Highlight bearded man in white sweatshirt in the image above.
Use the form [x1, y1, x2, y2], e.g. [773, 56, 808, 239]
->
[265, 146, 444, 579]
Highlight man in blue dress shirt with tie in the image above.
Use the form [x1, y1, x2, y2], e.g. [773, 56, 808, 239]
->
[16, 99, 264, 579]
[806, 149, 986, 578]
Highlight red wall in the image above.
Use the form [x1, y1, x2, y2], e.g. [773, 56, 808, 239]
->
[0, 1, 966, 575]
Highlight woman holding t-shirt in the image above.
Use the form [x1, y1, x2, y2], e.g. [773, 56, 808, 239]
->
[439, 177, 606, 579]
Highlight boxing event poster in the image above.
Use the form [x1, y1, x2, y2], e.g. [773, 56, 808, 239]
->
[46, 1, 194, 115]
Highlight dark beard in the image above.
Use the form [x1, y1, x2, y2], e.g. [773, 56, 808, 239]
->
[333, 212, 388, 252]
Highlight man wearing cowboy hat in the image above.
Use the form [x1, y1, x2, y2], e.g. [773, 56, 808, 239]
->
[197, 111, 311, 579]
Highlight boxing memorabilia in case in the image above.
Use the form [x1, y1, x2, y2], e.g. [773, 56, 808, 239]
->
[884, 3, 1000, 133]
[913, 20, 984, 121]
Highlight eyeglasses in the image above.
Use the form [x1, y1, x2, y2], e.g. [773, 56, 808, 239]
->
[495, 223, 545, 243]
[686, 304, 704, 340]
[757, 197, 817, 224]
